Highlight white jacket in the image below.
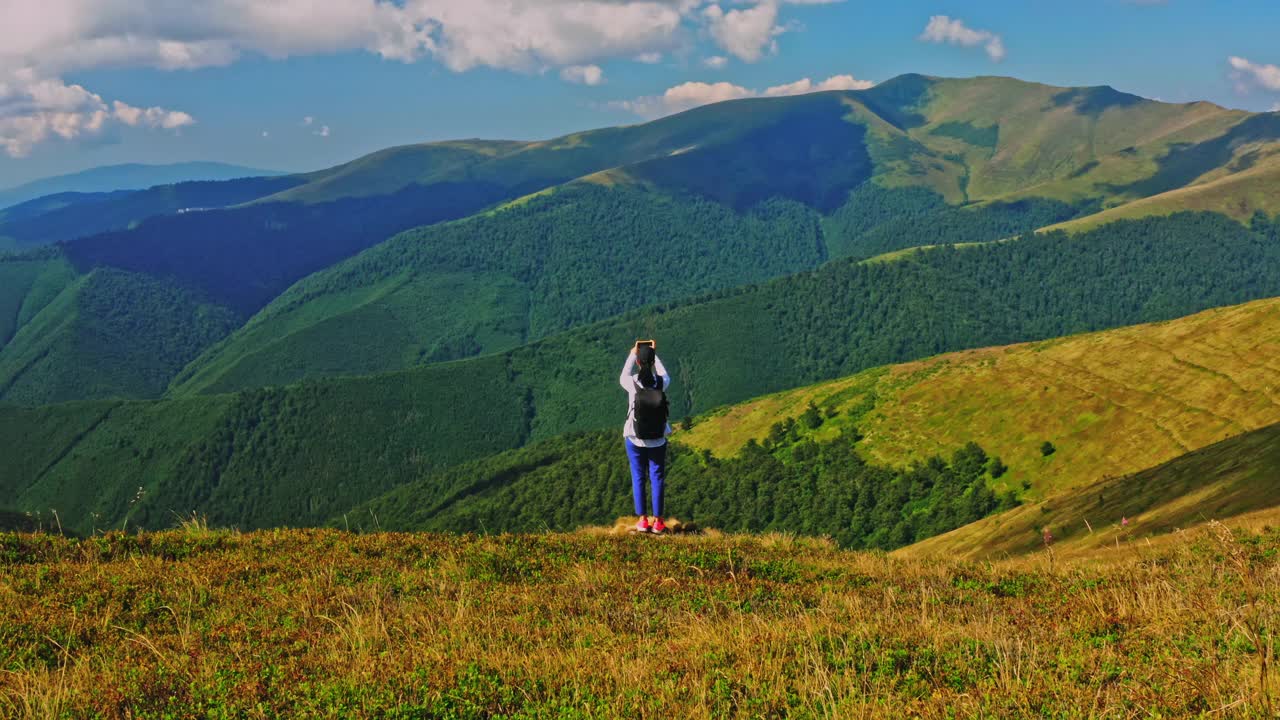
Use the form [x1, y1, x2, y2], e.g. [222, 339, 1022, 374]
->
[619, 350, 671, 447]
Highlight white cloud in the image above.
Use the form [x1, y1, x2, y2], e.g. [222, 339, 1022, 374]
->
[314, 125, 331, 138]
[703, 55, 729, 69]
[703, 1, 782, 63]
[617, 80, 754, 116]
[1272, 102, 1280, 113]
[0, 0, 850, 154]
[262, 130, 269, 137]
[111, 100, 195, 129]
[919, 15, 1005, 62]
[617, 72, 872, 117]
[560, 64, 605, 85]
[1, 0, 846, 78]
[0, 69, 193, 157]
[763, 74, 872, 96]
[1229, 56, 1280, 92]
[303, 116, 314, 126]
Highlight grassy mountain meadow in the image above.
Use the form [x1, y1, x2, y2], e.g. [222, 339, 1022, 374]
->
[3, 522, 1276, 717]
[680, 295, 1280, 501]
[902, 419, 1280, 560]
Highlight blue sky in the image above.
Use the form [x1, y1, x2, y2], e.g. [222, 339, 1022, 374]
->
[2, 0, 1279, 188]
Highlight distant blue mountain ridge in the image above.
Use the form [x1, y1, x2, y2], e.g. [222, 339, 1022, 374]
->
[0, 162, 287, 210]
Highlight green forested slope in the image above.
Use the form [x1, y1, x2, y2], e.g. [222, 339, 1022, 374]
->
[5, 211, 1280, 532]
[0, 251, 78, 348]
[174, 186, 829, 394]
[821, 185, 1093, 259]
[0, 268, 239, 404]
[0, 353, 531, 533]
[0, 182, 523, 405]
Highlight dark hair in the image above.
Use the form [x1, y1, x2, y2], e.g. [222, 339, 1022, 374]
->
[635, 345, 656, 387]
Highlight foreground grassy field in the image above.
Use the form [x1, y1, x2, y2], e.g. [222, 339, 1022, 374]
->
[1, 524, 1276, 718]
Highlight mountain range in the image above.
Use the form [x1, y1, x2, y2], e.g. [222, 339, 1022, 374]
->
[2, 73, 1279, 554]
[0, 161, 286, 211]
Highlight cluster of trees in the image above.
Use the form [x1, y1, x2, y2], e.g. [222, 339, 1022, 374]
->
[270, 184, 829, 341]
[356, 417, 1015, 551]
[0, 351, 536, 534]
[930, 121, 999, 148]
[0, 268, 239, 404]
[151, 352, 535, 531]
[680, 210, 1280, 391]
[823, 183, 1098, 259]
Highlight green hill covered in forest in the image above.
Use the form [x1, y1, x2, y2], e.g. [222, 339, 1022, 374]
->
[5, 212, 1280, 536]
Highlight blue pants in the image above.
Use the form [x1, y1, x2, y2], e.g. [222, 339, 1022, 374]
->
[625, 439, 666, 517]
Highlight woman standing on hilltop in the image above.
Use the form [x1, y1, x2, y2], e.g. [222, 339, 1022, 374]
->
[620, 341, 671, 535]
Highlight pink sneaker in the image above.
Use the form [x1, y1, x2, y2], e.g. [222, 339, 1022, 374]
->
[651, 517, 667, 535]
[634, 516, 651, 533]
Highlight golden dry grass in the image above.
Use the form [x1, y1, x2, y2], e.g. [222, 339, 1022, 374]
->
[0, 523, 1277, 718]
[681, 297, 1280, 505]
[900, 415, 1280, 561]
[1049, 157, 1280, 231]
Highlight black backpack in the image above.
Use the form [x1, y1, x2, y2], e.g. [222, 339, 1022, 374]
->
[633, 376, 669, 440]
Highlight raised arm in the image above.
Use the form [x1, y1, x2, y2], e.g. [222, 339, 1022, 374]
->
[619, 350, 637, 391]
